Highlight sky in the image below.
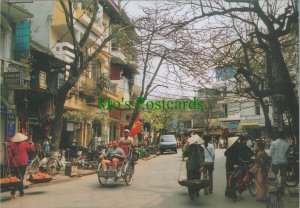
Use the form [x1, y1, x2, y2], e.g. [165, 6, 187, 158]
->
[118, 0, 200, 100]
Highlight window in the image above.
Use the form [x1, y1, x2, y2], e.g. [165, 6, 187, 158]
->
[91, 60, 101, 79]
[255, 101, 260, 115]
[14, 21, 30, 61]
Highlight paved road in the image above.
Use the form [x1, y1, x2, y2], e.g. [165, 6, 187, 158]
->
[0, 149, 294, 208]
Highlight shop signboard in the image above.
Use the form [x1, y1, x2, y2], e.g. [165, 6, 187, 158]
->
[4, 71, 25, 88]
[7, 113, 16, 140]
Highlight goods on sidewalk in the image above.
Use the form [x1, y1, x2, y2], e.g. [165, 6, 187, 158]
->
[28, 172, 53, 183]
[0, 176, 21, 188]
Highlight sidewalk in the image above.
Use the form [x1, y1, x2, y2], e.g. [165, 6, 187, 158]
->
[1, 154, 159, 192]
[23, 168, 97, 189]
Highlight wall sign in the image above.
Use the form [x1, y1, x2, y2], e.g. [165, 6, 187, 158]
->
[7, 113, 16, 140]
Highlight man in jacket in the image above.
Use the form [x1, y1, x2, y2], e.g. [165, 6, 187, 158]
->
[269, 132, 289, 193]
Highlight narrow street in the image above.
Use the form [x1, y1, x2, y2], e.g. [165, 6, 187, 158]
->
[0, 149, 277, 208]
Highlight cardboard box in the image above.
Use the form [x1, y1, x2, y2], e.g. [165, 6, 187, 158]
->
[65, 165, 78, 176]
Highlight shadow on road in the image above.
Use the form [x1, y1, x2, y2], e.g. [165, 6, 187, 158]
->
[0, 196, 12, 203]
[25, 191, 46, 195]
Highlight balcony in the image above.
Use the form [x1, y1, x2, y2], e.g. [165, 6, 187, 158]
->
[52, 42, 75, 64]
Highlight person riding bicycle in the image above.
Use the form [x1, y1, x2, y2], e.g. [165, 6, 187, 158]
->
[237, 135, 255, 165]
[99, 141, 125, 171]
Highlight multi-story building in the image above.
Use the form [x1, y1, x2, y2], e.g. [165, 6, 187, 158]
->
[215, 68, 277, 139]
[16, 0, 136, 150]
[0, 0, 32, 161]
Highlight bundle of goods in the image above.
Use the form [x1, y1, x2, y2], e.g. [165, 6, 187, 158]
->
[28, 172, 53, 183]
[178, 178, 209, 189]
[0, 177, 21, 188]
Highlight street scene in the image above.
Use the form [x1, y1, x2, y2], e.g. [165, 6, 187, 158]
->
[0, 149, 297, 208]
[0, 0, 299, 208]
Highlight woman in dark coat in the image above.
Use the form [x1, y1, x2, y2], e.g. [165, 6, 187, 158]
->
[224, 136, 240, 197]
[183, 134, 205, 201]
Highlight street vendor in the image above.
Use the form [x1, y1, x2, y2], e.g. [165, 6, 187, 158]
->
[99, 141, 125, 171]
[8, 133, 35, 199]
[182, 132, 205, 201]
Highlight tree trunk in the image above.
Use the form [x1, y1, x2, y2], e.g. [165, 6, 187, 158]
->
[269, 37, 299, 142]
[128, 106, 139, 130]
[51, 92, 67, 153]
[258, 97, 276, 138]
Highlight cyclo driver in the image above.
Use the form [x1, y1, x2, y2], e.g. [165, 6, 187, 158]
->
[119, 129, 135, 156]
[99, 141, 125, 171]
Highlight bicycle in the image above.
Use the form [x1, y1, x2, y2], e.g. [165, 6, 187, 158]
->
[227, 162, 256, 201]
[286, 144, 299, 187]
[267, 177, 284, 208]
[28, 153, 49, 174]
[46, 151, 66, 175]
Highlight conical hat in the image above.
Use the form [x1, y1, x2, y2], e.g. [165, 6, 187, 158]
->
[10, 133, 28, 143]
[188, 134, 204, 145]
[227, 136, 239, 149]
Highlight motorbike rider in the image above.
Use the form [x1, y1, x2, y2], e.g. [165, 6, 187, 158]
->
[99, 141, 125, 171]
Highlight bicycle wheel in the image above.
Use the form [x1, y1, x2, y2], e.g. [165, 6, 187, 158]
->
[28, 159, 39, 174]
[97, 164, 108, 185]
[124, 163, 134, 186]
[286, 166, 299, 187]
[46, 158, 61, 175]
[267, 194, 284, 208]
[248, 177, 257, 196]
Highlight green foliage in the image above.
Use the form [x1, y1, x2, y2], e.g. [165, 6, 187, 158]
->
[63, 110, 107, 123]
[143, 109, 179, 131]
[96, 74, 110, 92]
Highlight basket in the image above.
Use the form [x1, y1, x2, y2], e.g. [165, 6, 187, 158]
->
[28, 175, 53, 183]
[178, 179, 209, 189]
[0, 181, 20, 188]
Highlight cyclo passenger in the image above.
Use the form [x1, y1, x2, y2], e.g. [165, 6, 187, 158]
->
[99, 141, 125, 171]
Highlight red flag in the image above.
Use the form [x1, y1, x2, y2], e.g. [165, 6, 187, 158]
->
[129, 114, 142, 137]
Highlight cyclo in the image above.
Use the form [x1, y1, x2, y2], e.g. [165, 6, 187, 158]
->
[97, 143, 138, 186]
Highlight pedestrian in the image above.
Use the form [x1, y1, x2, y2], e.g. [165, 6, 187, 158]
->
[202, 135, 215, 195]
[8, 133, 35, 199]
[247, 139, 252, 149]
[43, 138, 50, 156]
[219, 138, 224, 149]
[250, 140, 271, 202]
[269, 132, 289, 194]
[182, 132, 205, 201]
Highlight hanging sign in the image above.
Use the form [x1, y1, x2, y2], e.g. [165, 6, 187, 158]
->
[7, 113, 16, 140]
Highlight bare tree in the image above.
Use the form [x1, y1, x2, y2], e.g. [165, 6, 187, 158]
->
[155, 0, 298, 141]
[50, 0, 132, 152]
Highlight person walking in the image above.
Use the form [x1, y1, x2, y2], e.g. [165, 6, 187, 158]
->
[250, 140, 271, 202]
[269, 132, 289, 194]
[43, 138, 50, 156]
[8, 133, 35, 199]
[202, 135, 215, 195]
[182, 132, 205, 201]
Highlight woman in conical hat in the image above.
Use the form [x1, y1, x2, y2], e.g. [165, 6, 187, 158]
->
[224, 136, 240, 197]
[8, 133, 35, 199]
[183, 132, 205, 201]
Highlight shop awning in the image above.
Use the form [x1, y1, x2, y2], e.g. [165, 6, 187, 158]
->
[239, 121, 259, 126]
[209, 129, 222, 135]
